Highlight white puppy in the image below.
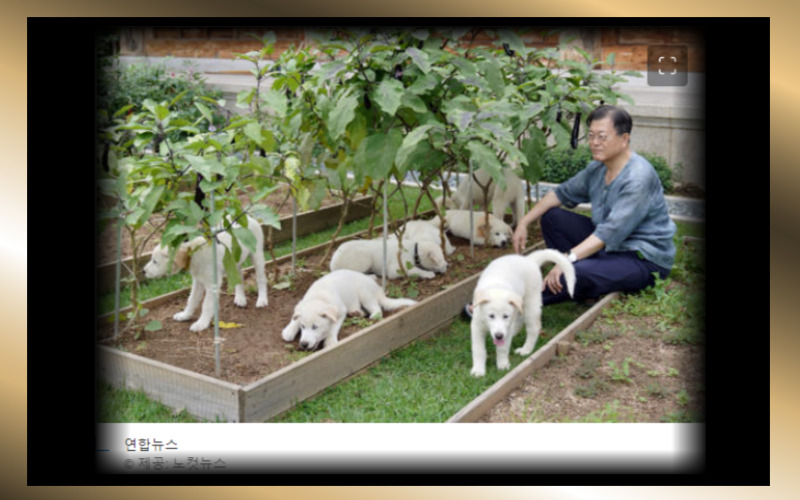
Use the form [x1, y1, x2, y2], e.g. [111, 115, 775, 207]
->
[450, 168, 526, 227]
[429, 210, 514, 248]
[330, 235, 446, 279]
[143, 215, 268, 332]
[281, 270, 417, 350]
[469, 249, 576, 377]
[401, 219, 455, 256]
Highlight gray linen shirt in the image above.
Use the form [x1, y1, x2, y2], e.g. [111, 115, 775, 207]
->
[554, 152, 676, 271]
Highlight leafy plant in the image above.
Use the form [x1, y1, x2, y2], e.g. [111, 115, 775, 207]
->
[607, 357, 635, 384]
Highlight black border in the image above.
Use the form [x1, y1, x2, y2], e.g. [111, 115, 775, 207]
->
[26, 17, 766, 486]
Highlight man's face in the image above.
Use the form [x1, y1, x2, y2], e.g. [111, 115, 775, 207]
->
[587, 116, 629, 164]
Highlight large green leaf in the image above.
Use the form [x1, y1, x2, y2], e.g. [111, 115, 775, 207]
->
[328, 90, 359, 141]
[395, 124, 435, 168]
[400, 92, 428, 114]
[520, 128, 547, 183]
[397, 140, 446, 173]
[466, 141, 503, 185]
[407, 73, 439, 95]
[186, 155, 226, 179]
[355, 129, 403, 179]
[232, 226, 257, 254]
[371, 79, 405, 116]
[478, 58, 504, 96]
[222, 247, 242, 289]
[134, 185, 165, 228]
[249, 204, 282, 230]
[261, 89, 288, 118]
[405, 47, 431, 74]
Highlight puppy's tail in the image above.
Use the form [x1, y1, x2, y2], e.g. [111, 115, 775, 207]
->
[379, 295, 418, 311]
[527, 249, 576, 298]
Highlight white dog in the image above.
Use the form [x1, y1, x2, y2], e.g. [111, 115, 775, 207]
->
[281, 270, 417, 350]
[429, 210, 514, 248]
[469, 249, 576, 377]
[401, 219, 455, 256]
[143, 215, 268, 332]
[449, 168, 526, 227]
[330, 235, 447, 279]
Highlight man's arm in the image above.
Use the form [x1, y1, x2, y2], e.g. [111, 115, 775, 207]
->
[512, 190, 562, 253]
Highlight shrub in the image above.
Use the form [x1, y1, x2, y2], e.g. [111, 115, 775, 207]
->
[541, 145, 594, 184]
[638, 151, 674, 193]
[97, 59, 225, 139]
[541, 145, 674, 193]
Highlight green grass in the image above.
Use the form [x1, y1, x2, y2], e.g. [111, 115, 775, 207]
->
[272, 301, 588, 423]
[97, 381, 199, 423]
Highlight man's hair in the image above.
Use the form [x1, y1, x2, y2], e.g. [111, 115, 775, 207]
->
[586, 105, 633, 136]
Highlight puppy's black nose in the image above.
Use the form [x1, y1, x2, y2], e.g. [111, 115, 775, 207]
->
[494, 333, 503, 340]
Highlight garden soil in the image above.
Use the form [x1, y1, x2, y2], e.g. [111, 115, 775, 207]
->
[480, 305, 705, 423]
[98, 233, 537, 385]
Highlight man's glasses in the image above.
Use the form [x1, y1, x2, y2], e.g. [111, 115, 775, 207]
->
[586, 132, 614, 144]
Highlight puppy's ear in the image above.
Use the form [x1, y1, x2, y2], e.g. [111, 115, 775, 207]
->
[173, 244, 191, 271]
[320, 307, 339, 323]
[508, 294, 524, 314]
[477, 222, 488, 241]
[473, 291, 491, 307]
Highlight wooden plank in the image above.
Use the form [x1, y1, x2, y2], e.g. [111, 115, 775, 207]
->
[266, 195, 373, 244]
[241, 272, 481, 422]
[446, 292, 620, 423]
[97, 345, 243, 422]
[96, 196, 374, 294]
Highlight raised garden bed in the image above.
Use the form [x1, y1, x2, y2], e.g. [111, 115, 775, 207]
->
[97, 221, 561, 422]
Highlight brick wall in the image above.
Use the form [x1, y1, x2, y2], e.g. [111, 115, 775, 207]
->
[118, 27, 704, 72]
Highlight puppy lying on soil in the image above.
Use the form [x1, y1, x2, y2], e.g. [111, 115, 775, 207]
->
[330, 235, 447, 279]
[401, 219, 455, 256]
[281, 270, 417, 350]
[469, 249, 576, 377]
[428, 210, 514, 248]
[143, 215, 268, 332]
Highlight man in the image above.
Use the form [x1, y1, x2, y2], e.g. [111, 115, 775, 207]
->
[511, 105, 676, 305]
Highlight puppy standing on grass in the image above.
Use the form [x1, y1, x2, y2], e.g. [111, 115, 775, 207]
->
[282, 270, 417, 351]
[143, 215, 269, 332]
[469, 249, 576, 377]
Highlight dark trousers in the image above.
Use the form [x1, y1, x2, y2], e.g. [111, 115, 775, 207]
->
[540, 208, 670, 305]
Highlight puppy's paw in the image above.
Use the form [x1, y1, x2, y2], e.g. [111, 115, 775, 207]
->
[173, 311, 193, 322]
[470, 366, 486, 378]
[281, 326, 298, 342]
[419, 270, 436, 279]
[497, 359, 511, 371]
[368, 310, 383, 321]
[514, 346, 533, 356]
[234, 295, 247, 307]
[190, 320, 210, 332]
[256, 296, 269, 308]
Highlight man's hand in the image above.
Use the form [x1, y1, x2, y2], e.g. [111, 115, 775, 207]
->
[512, 224, 528, 254]
[543, 266, 564, 295]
